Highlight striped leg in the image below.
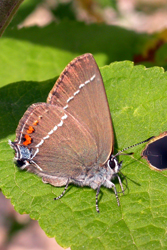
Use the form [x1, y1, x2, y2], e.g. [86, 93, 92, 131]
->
[113, 185, 120, 206]
[54, 179, 69, 200]
[117, 175, 124, 194]
[96, 186, 101, 213]
[105, 180, 120, 206]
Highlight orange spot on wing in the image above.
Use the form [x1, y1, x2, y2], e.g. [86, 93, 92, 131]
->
[33, 120, 39, 126]
[23, 134, 32, 146]
[27, 126, 35, 134]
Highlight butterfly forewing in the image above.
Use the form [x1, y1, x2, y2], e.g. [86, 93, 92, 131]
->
[47, 53, 113, 165]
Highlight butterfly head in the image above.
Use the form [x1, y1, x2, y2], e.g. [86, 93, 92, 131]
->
[8, 140, 31, 169]
[107, 154, 122, 176]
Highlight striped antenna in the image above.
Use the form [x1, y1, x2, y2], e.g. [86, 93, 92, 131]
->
[114, 136, 155, 158]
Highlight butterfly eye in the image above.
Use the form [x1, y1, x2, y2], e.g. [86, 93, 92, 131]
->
[109, 159, 116, 169]
[16, 160, 26, 168]
[108, 156, 122, 174]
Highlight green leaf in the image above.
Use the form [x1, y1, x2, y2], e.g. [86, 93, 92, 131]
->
[51, 1, 77, 21]
[1, 22, 167, 250]
[1, 60, 167, 249]
[95, 0, 117, 9]
[1, 21, 150, 87]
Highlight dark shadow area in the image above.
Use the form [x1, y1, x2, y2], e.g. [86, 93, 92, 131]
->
[0, 77, 57, 140]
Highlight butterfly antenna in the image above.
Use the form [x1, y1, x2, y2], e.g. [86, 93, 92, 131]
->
[114, 136, 154, 158]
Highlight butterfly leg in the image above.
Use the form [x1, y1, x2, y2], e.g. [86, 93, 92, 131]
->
[54, 179, 69, 200]
[96, 186, 101, 213]
[113, 184, 120, 206]
[117, 175, 124, 194]
[105, 180, 120, 206]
